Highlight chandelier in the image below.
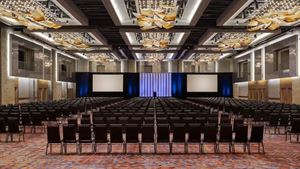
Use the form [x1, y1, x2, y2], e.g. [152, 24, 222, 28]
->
[87, 53, 114, 63]
[247, 0, 300, 31]
[216, 33, 255, 51]
[51, 33, 97, 50]
[0, 0, 62, 30]
[195, 54, 220, 63]
[139, 32, 171, 50]
[133, 0, 178, 30]
[144, 53, 165, 63]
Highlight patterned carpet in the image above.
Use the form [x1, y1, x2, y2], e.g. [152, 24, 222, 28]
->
[0, 132, 300, 169]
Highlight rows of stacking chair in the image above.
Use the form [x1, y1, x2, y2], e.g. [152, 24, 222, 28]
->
[46, 98, 156, 154]
[188, 97, 300, 137]
[154, 98, 265, 154]
[0, 97, 123, 143]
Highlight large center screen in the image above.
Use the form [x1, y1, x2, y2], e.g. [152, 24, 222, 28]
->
[92, 74, 123, 92]
[187, 74, 218, 92]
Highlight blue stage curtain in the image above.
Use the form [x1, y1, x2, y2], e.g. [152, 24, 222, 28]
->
[139, 73, 172, 97]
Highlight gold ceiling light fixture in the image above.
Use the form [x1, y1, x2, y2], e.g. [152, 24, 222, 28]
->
[144, 53, 165, 63]
[216, 33, 255, 51]
[195, 54, 220, 63]
[51, 32, 96, 50]
[247, 0, 300, 31]
[0, 0, 62, 30]
[86, 53, 114, 63]
[133, 0, 179, 30]
[140, 32, 171, 50]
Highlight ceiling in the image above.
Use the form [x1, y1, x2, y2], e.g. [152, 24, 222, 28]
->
[0, 0, 298, 62]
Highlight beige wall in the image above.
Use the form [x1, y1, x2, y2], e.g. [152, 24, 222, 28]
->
[1, 28, 16, 105]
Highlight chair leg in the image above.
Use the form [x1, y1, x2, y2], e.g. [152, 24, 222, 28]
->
[94, 143, 97, 154]
[60, 143, 63, 154]
[50, 144, 52, 153]
[123, 142, 126, 154]
[248, 143, 251, 154]
[46, 143, 49, 155]
[200, 143, 204, 153]
[258, 143, 260, 153]
[107, 143, 110, 153]
[232, 143, 235, 153]
[184, 142, 188, 154]
[169, 142, 172, 154]
[154, 143, 157, 154]
[261, 142, 265, 153]
[64, 144, 67, 154]
[139, 142, 142, 154]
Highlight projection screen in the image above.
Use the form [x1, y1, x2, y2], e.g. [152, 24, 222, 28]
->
[92, 74, 123, 92]
[187, 74, 218, 92]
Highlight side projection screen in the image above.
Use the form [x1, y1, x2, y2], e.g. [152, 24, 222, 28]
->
[187, 74, 218, 92]
[92, 74, 124, 92]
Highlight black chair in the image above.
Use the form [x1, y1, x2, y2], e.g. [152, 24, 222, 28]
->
[109, 124, 125, 153]
[286, 118, 300, 142]
[78, 125, 93, 154]
[62, 125, 77, 154]
[46, 126, 62, 155]
[249, 125, 264, 153]
[268, 114, 280, 134]
[118, 117, 129, 125]
[0, 117, 7, 142]
[125, 124, 140, 153]
[201, 124, 218, 153]
[187, 123, 203, 153]
[67, 119, 78, 131]
[171, 123, 187, 153]
[218, 124, 233, 153]
[156, 124, 171, 153]
[141, 124, 155, 153]
[7, 117, 24, 142]
[93, 124, 108, 153]
[21, 112, 31, 133]
[31, 112, 44, 133]
[93, 117, 105, 125]
[232, 125, 248, 153]
[80, 117, 91, 125]
[234, 118, 244, 131]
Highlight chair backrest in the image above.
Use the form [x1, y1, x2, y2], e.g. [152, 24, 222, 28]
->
[67, 119, 78, 128]
[110, 124, 123, 143]
[47, 126, 61, 143]
[106, 117, 117, 124]
[219, 124, 233, 142]
[7, 117, 20, 133]
[118, 117, 129, 125]
[250, 125, 264, 142]
[78, 125, 92, 142]
[31, 112, 42, 125]
[157, 124, 169, 142]
[126, 124, 139, 142]
[93, 117, 105, 124]
[234, 125, 248, 142]
[188, 123, 202, 142]
[21, 113, 31, 125]
[172, 123, 186, 142]
[203, 124, 217, 142]
[94, 124, 107, 143]
[141, 124, 154, 142]
[80, 118, 91, 124]
[63, 125, 76, 142]
[0, 117, 6, 133]
[291, 118, 300, 133]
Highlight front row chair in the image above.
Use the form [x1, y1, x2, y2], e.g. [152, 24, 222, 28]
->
[46, 126, 62, 155]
